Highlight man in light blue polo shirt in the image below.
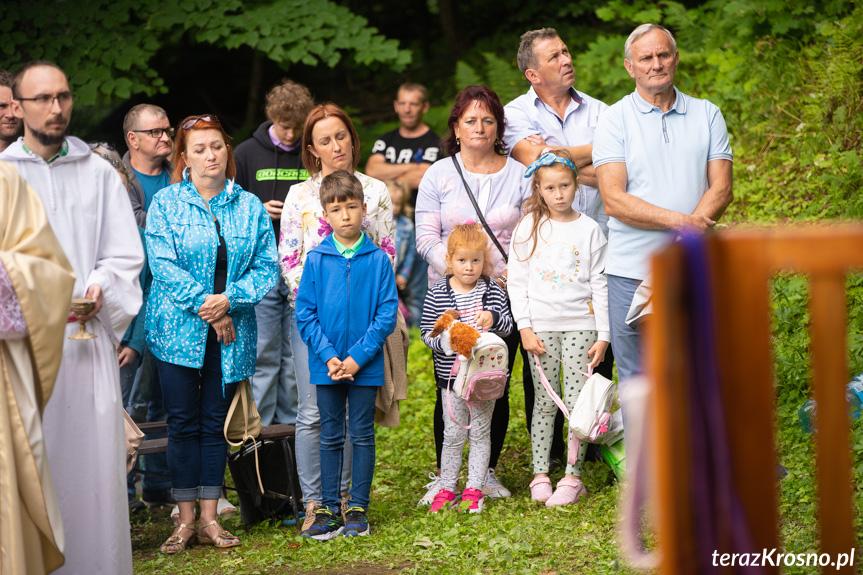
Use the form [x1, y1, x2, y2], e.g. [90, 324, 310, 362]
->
[593, 23, 733, 384]
[504, 27, 609, 234]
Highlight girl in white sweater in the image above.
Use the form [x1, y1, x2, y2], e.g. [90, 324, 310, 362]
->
[507, 150, 609, 507]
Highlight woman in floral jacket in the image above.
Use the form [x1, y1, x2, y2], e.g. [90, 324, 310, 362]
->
[277, 103, 395, 529]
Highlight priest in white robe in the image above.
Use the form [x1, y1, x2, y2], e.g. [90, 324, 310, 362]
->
[1, 61, 143, 575]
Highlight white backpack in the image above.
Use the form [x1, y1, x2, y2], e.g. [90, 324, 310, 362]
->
[533, 353, 617, 465]
[445, 332, 508, 429]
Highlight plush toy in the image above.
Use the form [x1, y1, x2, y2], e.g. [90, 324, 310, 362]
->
[430, 309, 460, 337]
[433, 311, 482, 359]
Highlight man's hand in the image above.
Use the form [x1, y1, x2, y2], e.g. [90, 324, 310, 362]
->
[71, 284, 103, 322]
[524, 134, 547, 147]
[263, 199, 284, 221]
[396, 275, 408, 290]
[520, 327, 546, 355]
[118, 345, 139, 369]
[199, 294, 230, 323]
[672, 212, 716, 232]
[212, 315, 236, 345]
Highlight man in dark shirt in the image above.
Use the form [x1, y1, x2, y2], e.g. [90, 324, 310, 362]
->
[366, 83, 439, 326]
[234, 79, 314, 426]
[122, 104, 173, 228]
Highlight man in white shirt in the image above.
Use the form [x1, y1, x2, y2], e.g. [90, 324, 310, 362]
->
[1, 60, 143, 575]
[504, 28, 609, 234]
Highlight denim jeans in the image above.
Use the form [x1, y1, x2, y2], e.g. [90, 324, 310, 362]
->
[317, 383, 378, 512]
[252, 281, 298, 426]
[157, 332, 238, 502]
[126, 347, 170, 494]
[608, 273, 644, 457]
[402, 257, 428, 328]
[291, 313, 352, 504]
[607, 274, 643, 382]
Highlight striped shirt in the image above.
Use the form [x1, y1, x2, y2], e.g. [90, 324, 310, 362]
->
[420, 275, 513, 387]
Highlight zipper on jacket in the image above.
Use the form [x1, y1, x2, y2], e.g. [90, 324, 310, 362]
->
[346, 258, 351, 358]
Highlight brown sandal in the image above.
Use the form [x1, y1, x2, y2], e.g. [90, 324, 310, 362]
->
[159, 523, 196, 554]
[197, 519, 241, 548]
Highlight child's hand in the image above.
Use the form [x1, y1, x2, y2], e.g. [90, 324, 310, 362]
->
[587, 340, 609, 369]
[341, 356, 360, 378]
[474, 310, 493, 331]
[326, 357, 345, 380]
[519, 327, 546, 355]
[396, 275, 408, 290]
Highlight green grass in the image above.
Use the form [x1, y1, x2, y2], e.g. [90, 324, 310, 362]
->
[132, 316, 863, 574]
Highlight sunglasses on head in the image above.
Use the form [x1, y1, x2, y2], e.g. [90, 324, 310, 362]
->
[181, 115, 220, 130]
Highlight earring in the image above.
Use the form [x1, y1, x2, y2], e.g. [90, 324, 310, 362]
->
[456, 137, 460, 146]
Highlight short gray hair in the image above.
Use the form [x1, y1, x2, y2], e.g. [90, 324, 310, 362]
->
[123, 104, 168, 138]
[517, 28, 560, 76]
[624, 24, 677, 62]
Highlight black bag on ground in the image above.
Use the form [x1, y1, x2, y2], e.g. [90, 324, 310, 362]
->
[227, 429, 301, 526]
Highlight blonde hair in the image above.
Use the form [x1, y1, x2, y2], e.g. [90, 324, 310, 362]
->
[517, 149, 579, 261]
[445, 223, 495, 277]
[385, 180, 408, 213]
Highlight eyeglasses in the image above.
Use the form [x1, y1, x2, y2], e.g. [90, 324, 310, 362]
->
[16, 92, 74, 107]
[132, 127, 175, 139]
[181, 115, 220, 130]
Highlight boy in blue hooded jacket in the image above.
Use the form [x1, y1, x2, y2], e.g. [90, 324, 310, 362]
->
[295, 170, 398, 540]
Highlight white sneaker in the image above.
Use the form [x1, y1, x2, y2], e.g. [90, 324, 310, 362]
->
[170, 505, 180, 525]
[481, 468, 511, 498]
[418, 472, 443, 506]
[218, 497, 237, 520]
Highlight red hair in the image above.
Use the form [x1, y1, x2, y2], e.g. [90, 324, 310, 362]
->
[301, 103, 361, 176]
[442, 86, 507, 156]
[170, 115, 235, 184]
[445, 223, 495, 277]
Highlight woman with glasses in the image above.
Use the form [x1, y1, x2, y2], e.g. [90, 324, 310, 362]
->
[277, 103, 395, 535]
[145, 115, 278, 554]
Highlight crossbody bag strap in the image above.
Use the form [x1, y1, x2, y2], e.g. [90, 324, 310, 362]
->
[451, 155, 508, 263]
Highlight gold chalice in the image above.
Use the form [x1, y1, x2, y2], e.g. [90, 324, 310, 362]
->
[69, 298, 97, 340]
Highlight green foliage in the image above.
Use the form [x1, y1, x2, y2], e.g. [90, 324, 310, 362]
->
[0, 0, 411, 105]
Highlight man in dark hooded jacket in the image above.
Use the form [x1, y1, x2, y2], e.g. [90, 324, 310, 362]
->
[234, 79, 314, 426]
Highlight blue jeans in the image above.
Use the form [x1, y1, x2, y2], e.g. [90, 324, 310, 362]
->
[157, 333, 238, 502]
[252, 281, 298, 426]
[317, 383, 378, 512]
[126, 347, 170, 493]
[292, 313, 352, 504]
[402, 258, 428, 328]
[608, 273, 644, 457]
[607, 274, 643, 382]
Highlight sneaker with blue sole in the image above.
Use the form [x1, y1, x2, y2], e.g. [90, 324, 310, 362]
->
[302, 508, 344, 541]
[342, 506, 370, 537]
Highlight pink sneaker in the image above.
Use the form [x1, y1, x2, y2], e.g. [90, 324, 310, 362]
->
[428, 489, 456, 514]
[529, 476, 553, 502]
[546, 477, 587, 507]
[460, 487, 485, 513]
